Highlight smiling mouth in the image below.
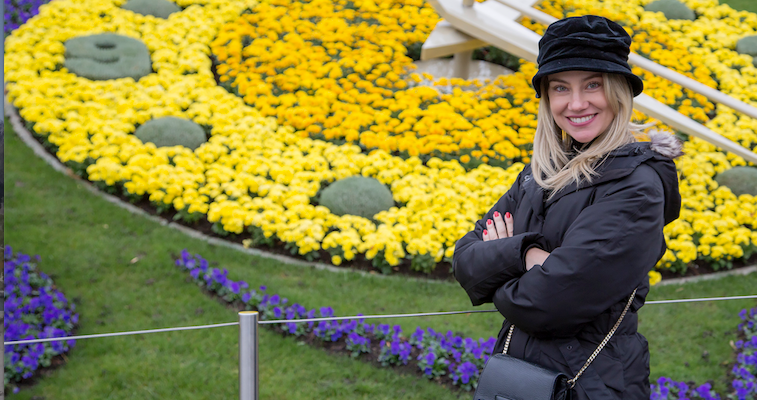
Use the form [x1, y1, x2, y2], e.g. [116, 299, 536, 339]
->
[568, 114, 597, 124]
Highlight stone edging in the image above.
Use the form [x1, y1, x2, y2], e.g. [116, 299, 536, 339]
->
[5, 96, 756, 287]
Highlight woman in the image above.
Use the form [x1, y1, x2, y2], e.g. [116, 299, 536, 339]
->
[453, 16, 683, 399]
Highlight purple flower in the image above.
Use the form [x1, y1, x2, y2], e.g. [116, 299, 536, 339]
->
[4, 249, 78, 385]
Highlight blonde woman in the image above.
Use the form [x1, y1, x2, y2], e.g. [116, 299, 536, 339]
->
[453, 15, 683, 399]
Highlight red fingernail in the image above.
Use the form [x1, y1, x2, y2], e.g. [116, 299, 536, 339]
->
[506, 212, 511, 219]
[493, 211, 500, 218]
[483, 229, 488, 235]
[487, 219, 492, 225]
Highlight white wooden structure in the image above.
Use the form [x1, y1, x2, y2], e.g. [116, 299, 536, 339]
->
[421, 0, 757, 163]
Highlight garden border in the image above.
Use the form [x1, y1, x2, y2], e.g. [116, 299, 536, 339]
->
[5, 96, 756, 287]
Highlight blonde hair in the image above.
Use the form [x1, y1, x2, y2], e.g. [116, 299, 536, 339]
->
[531, 73, 649, 198]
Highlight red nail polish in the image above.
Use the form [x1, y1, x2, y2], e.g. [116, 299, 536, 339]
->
[506, 212, 511, 219]
[487, 219, 492, 225]
[483, 229, 488, 235]
[493, 211, 500, 218]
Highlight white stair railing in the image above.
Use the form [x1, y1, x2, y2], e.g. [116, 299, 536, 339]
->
[423, 0, 757, 163]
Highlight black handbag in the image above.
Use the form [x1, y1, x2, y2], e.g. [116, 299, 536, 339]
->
[472, 289, 637, 400]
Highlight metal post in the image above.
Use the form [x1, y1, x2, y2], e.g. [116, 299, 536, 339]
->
[239, 311, 259, 400]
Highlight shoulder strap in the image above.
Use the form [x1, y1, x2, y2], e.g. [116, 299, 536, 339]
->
[503, 288, 638, 388]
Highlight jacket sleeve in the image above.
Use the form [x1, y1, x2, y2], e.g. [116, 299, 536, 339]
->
[492, 164, 666, 337]
[453, 172, 546, 306]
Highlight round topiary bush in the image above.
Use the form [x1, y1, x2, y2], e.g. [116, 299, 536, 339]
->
[122, 0, 181, 19]
[318, 176, 395, 219]
[134, 117, 207, 150]
[644, 0, 696, 21]
[736, 35, 757, 66]
[64, 33, 152, 81]
[714, 166, 757, 196]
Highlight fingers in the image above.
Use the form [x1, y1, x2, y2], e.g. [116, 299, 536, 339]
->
[504, 212, 514, 238]
[483, 211, 514, 241]
[484, 217, 496, 241]
[492, 212, 508, 239]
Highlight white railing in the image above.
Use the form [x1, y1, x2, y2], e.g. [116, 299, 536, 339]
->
[422, 0, 757, 164]
[5, 294, 757, 400]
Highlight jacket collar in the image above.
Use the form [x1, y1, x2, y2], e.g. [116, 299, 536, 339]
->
[520, 142, 656, 210]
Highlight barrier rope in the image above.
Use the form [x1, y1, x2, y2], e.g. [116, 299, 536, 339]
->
[5, 294, 757, 346]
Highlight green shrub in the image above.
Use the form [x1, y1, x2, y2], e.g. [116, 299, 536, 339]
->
[736, 35, 757, 66]
[644, 0, 696, 20]
[714, 166, 757, 196]
[473, 46, 521, 72]
[64, 33, 152, 81]
[134, 117, 207, 150]
[317, 176, 394, 220]
[122, 0, 181, 19]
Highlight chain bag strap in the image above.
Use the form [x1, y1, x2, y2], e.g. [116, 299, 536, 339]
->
[503, 288, 638, 388]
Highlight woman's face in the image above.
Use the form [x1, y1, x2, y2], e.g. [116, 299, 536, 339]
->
[547, 70, 615, 144]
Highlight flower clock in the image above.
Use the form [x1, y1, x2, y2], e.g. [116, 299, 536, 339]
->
[3, 0, 757, 280]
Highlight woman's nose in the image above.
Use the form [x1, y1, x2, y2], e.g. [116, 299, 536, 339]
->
[568, 91, 588, 110]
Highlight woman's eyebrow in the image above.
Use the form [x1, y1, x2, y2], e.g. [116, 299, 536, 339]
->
[549, 74, 603, 84]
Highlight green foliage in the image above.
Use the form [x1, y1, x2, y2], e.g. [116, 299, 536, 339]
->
[736, 36, 757, 65]
[714, 166, 757, 196]
[317, 176, 394, 220]
[121, 0, 181, 19]
[405, 42, 423, 61]
[248, 225, 275, 247]
[644, 0, 696, 20]
[472, 46, 521, 72]
[134, 117, 207, 150]
[736, 35, 757, 57]
[410, 253, 436, 274]
[63, 33, 152, 81]
[173, 208, 204, 224]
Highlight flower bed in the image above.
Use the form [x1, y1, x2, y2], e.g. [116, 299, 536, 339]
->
[175, 249, 497, 391]
[4, 246, 79, 393]
[732, 307, 757, 399]
[3, 0, 52, 37]
[177, 249, 757, 396]
[3, 0, 756, 281]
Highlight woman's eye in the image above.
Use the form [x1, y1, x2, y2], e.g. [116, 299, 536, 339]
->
[587, 81, 601, 89]
[551, 85, 567, 92]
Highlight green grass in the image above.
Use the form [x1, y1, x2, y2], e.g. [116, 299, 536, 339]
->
[721, 0, 757, 13]
[4, 117, 756, 398]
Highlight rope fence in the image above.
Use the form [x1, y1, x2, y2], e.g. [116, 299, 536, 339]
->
[5, 294, 757, 346]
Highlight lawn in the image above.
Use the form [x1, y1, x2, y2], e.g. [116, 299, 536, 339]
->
[4, 116, 757, 398]
[721, 0, 757, 13]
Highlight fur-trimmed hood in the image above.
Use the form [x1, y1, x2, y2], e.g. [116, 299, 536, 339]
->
[647, 130, 684, 159]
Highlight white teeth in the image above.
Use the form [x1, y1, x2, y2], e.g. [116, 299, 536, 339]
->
[569, 115, 595, 123]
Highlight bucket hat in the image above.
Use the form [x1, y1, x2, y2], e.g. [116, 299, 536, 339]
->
[531, 15, 644, 98]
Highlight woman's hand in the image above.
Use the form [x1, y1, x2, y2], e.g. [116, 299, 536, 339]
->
[525, 247, 550, 271]
[483, 211, 551, 271]
[482, 211, 513, 241]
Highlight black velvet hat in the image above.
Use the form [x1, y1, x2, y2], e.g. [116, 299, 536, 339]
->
[532, 15, 644, 98]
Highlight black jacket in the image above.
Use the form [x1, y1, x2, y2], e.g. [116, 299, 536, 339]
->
[453, 134, 682, 399]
